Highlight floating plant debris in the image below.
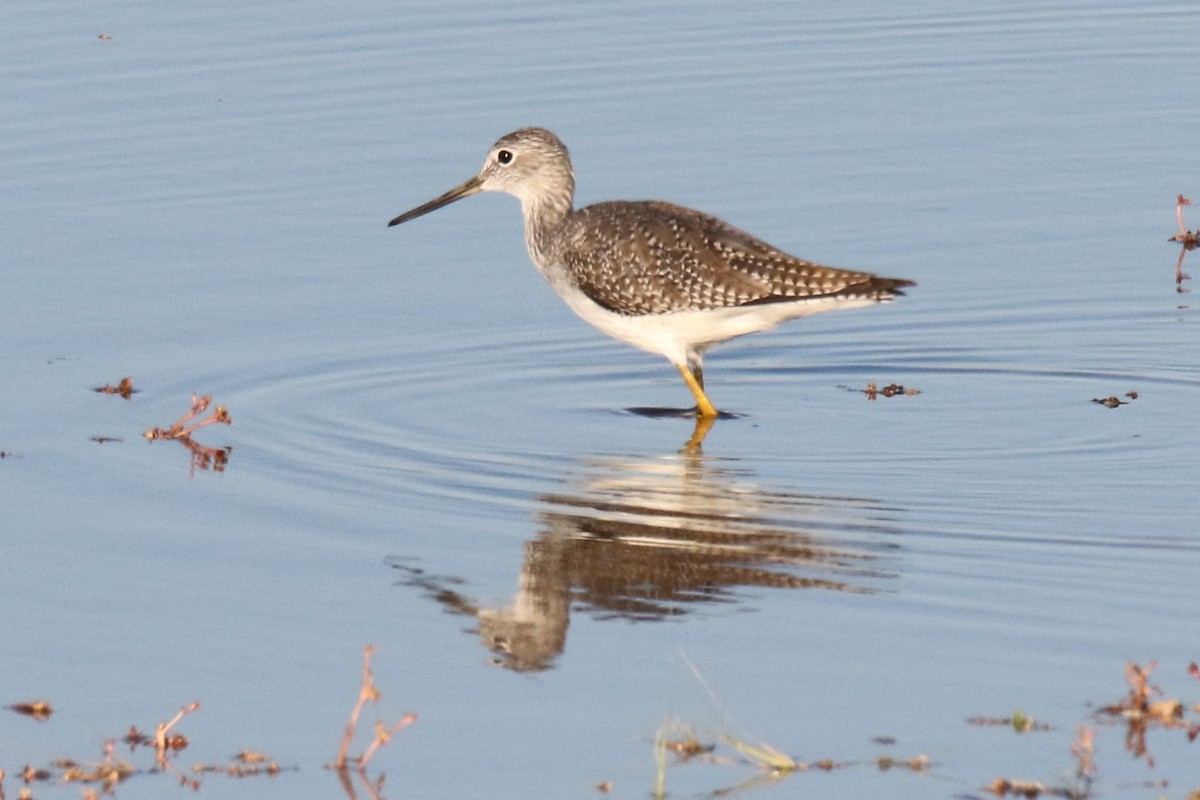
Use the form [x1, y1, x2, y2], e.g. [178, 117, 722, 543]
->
[143, 394, 234, 474]
[7, 700, 53, 721]
[1170, 194, 1199, 249]
[94, 376, 136, 399]
[144, 394, 230, 441]
[1091, 391, 1138, 408]
[967, 710, 1054, 733]
[1171, 194, 1196, 291]
[840, 382, 922, 399]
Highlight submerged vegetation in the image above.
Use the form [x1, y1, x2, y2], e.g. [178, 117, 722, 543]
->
[613, 660, 1199, 800]
[3, 646, 415, 799]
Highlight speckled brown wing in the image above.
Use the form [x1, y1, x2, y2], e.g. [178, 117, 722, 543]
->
[559, 200, 910, 315]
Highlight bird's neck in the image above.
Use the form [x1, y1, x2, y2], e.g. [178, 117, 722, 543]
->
[521, 191, 573, 271]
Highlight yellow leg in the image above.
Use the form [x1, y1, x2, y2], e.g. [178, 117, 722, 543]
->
[675, 363, 719, 418]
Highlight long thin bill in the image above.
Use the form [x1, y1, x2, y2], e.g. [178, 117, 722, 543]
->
[387, 175, 484, 227]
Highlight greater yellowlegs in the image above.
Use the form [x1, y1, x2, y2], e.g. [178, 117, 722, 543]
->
[388, 128, 914, 418]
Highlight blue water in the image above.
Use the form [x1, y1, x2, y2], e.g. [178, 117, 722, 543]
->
[3, 1, 1198, 798]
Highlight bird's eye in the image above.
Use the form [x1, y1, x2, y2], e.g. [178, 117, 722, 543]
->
[497, 149, 513, 165]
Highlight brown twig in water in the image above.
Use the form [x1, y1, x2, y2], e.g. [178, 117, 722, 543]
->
[1094, 661, 1200, 768]
[1071, 725, 1095, 781]
[1170, 196, 1197, 289]
[1091, 391, 1138, 408]
[154, 702, 200, 766]
[359, 714, 418, 768]
[966, 710, 1053, 733]
[191, 750, 287, 778]
[331, 645, 417, 772]
[144, 394, 232, 441]
[94, 376, 136, 399]
[840, 382, 922, 400]
[1175, 245, 1191, 291]
[57, 739, 137, 793]
[6, 700, 53, 721]
[983, 776, 1086, 799]
[334, 645, 381, 769]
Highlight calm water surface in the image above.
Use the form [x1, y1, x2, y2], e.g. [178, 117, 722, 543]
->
[3, 1, 1199, 798]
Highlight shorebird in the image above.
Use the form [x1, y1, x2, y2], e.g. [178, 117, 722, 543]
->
[388, 127, 914, 418]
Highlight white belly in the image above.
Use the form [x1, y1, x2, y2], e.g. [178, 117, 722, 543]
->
[551, 280, 878, 367]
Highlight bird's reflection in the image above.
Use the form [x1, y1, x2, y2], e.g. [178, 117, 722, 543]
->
[392, 449, 901, 672]
[623, 410, 718, 452]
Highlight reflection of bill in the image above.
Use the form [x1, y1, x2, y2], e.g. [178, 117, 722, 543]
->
[393, 453, 900, 672]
